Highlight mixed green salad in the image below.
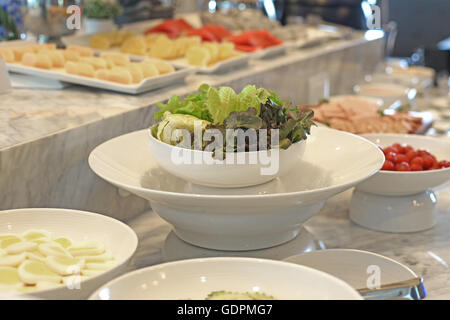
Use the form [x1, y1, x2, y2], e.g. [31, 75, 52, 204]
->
[151, 84, 315, 152]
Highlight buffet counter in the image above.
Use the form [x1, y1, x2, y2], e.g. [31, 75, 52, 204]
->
[127, 184, 450, 299]
[0, 32, 384, 220]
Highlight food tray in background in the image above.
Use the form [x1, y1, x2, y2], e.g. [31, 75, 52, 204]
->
[249, 44, 288, 60]
[62, 35, 251, 74]
[289, 26, 344, 49]
[172, 53, 250, 74]
[6, 60, 194, 95]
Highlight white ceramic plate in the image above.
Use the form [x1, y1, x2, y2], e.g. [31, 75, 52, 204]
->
[89, 126, 384, 251]
[284, 249, 423, 299]
[89, 257, 362, 300]
[0, 208, 138, 300]
[6, 61, 194, 94]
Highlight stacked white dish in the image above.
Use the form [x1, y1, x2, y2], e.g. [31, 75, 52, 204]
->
[89, 125, 384, 251]
[354, 82, 415, 109]
[350, 134, 450, 233]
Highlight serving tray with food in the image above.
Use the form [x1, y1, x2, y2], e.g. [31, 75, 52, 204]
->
[62, 18, 287, 72]
[300, 96, 433, 135]
[1, 43, 193, 94]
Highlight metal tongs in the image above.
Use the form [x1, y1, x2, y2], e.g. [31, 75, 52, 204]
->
[357, 277, 427, 300]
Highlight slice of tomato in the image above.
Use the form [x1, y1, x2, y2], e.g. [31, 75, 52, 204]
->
[202, 24, 232, 41]
[186, 28, 218, 42]
[145, 18, 193, 38]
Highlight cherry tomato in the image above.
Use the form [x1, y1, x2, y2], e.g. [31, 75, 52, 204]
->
[385, 146, 400, 154]
[410, 164, 423, 171]
[385, 152, 397, 162]
[422, 155, 434, 169]
[418, 149, 430, 157]
[395, 154, 409, 164]
[382, 160, 395, 171]
[410, 157, 424, 166]
[439, 160, 450, 168]
[382, 143, 448, 171]
[396, 162, 411, 171]
[403, 145, 414, 154]
[405, 150, 417, 160]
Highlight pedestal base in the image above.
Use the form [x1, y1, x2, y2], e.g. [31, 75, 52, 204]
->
[162, 227, 322, 262]
[350, 189, 438, 233]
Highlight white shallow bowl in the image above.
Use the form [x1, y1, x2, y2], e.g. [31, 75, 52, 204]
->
[284, 249, 424, 299]
[0, 209, 138, 300]
[329, 95, 384, 109]
[89, 257, 362, 300]
[354, 82, 413, 109]
[89, 126, 384, 251]
[356, 134, 450, 196]
[147, 130, 306, 188]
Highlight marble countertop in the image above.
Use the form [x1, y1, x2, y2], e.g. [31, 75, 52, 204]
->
[126, 182, 450, 300]
[0, 33, 376, 151]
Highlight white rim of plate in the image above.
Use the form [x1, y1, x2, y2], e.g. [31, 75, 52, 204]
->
[89, 256, 362, 300]
[89, 128, 385, 200]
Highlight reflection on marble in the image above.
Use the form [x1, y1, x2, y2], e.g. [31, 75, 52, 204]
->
[126, 183, 450, 299]
[0, 35, 384, 220]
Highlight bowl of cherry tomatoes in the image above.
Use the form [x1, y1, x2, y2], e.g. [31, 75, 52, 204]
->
[355, 134, 450, 196]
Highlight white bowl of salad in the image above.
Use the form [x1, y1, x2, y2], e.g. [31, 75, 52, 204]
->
[90, 257, 362, 300]
[148, 84, 315, 188]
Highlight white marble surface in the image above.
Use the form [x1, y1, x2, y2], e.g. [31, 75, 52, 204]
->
[126, 182, 450, 299]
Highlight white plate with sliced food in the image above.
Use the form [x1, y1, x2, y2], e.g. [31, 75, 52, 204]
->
[6, 62, 194, 94]
[2, 44, 194, 94]
[0, 208, 138, 300]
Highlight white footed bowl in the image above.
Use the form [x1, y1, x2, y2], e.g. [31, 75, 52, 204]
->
[89, 126, 384, 251]
[90, 257, 362, 300]
[147, 130, 306, 188]
[0, 209, 138, 300]
[351, 134, 450, 233]
[356, 134, 450, 196]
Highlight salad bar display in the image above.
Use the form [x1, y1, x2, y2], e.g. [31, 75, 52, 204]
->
[2, 4, 450, 303]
